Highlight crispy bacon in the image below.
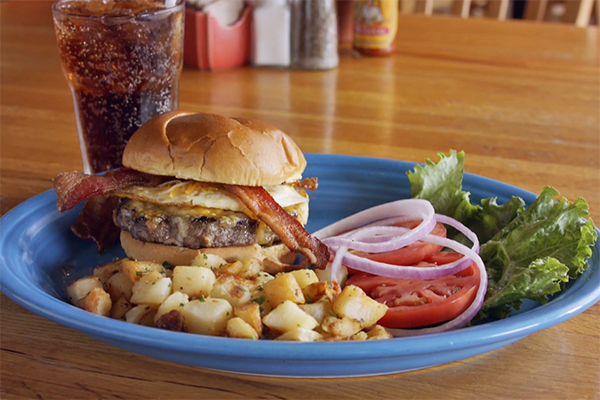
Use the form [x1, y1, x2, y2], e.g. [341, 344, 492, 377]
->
[224, 184, 330, 270]
[54, 168, 170, 212]
[71, 195, 121, 252]
[291, 177, 319, 191]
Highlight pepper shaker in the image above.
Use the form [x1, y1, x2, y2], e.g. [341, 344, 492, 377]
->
[290, 0, 339, 70]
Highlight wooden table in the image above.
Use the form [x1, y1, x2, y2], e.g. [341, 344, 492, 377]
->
[1, 2, 598, 399]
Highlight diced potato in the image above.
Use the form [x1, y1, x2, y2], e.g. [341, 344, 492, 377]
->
[155, 291, 189, 321]
[103, 271, 134, 302]
[125, 304, 158, 326]
[67, 276, 102, 306]
[366, 325, 393, 340]
[302, 281, 339, 304]
[255, 271, 274, 287]
[262, 301, 318, 333]
[130, 271, 172, 306]
[81, 287, 112, 316]
[321, 315, 362, 339]
[233, 302, 262, 337]
[192, 253, 227, 270]
[351, 331, 369, 341]
[93, 259, 126, 283]
[275, 328, 323, 342]
[181, 298, 232, 336]
[333, 285, 387, 328]
[226, 317, 259, 339]
[110, 296, 133, 320]
[172, 266, 215, 298]
[121, 260, 166, 283]
[218, 258, 262, 279]
[299, 301, 333, 324]
[263, 273, 304, 308]
[210, 274, 257, 307]
[315, 263, 348, 286]
[289, 269, 319, 289]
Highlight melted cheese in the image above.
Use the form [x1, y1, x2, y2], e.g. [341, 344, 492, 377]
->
[115, 180, 308, 212]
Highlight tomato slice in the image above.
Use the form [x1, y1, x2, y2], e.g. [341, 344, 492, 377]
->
[346, 253, 480, 329]
[352, 222, 447, 266]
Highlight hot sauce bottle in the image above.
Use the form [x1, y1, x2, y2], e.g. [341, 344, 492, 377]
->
[352, 0, 398, 56]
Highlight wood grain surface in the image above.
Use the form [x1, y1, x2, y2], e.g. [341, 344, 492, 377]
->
[1, 1, 599, 399]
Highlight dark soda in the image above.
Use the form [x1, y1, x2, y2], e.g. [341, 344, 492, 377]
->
[52, 0, 184, 173]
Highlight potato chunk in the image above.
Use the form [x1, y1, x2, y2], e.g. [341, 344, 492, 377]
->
[210, 274, 257, 307]
[110, 296, 133, 320]
[93, 259, 126, 283]
[192, 253, 227, 270]
[263, 273, 304, 308]
[366, 325, 393, 340]
[232, 302, 261, 336]
[302, 281, 339, 304]
[82, 287, 112, 317]
[226, 317, 259, 339]
[332, 285, 387, 328]
[321, 315, 362, 339]
[121, 260, 166, 283]
[262, 301, 318, 333]
[275, 328, 323, 342]
[181, 298, 232, 336]
[103, 271, 134, 302]
[289, 269, 319, 289]
[129, 271, 172, 306]
[67, 276, 102, 306]
[125, 304, 158, 326]
[218, 259, 262, 279]
[155, 291, 189, 321]
[172, 266, 215, 299]
[299, 301, 333, 324]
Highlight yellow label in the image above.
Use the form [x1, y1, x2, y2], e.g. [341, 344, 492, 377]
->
[353, 0, 398, 49]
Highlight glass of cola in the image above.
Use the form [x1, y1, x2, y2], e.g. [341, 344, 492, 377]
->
[52, 0, 184, 173]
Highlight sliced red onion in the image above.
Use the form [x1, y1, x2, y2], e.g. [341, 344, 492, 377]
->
[435, 214, 480, 253]
[329, 246, 348, 284]
[385, 255, 488, 337]
[337, 231, 478, 279]
[314, 199, 436, 253]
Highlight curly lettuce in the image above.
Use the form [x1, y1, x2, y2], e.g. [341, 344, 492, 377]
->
[407, 151, 597, 321]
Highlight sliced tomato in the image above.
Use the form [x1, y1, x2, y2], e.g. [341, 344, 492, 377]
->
[352, 221, 447, 266]
[346, 259, 480, 329]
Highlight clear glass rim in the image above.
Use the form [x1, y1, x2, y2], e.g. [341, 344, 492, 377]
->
[51, 0, 185, 19]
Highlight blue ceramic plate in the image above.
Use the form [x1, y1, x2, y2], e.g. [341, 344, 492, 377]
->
[1, 154, 599, 378]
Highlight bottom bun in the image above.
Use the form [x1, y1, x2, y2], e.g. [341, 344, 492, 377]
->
[120, 231, 297, 267]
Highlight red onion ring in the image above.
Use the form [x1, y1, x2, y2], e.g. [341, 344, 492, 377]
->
[334, 230, 479, 279]
[314, 199, 436, 253]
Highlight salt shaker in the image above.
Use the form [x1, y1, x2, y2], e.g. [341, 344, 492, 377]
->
[290, 0, 339, 70]
[251, 0, 291, 67]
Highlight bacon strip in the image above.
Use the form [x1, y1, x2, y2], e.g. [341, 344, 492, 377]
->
[71, 195, 121, 252]
[291, 177, 319, 191]
[54, 168, 171, 212]
[224, 184, 330, 270]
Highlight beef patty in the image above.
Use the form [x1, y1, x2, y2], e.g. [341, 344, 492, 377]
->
[113, 198, 280, 249]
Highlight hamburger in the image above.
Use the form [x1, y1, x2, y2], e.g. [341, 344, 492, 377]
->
[54, 111, 329, 271]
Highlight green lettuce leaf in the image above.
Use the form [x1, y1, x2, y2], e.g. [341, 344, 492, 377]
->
[477, 186, 597, 319]
[408, 150, 525, 243]
[407, 151, 598, 321]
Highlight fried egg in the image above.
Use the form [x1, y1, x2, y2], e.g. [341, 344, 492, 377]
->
[114, 180, 309, 221]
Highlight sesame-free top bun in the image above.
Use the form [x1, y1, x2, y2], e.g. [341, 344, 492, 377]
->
[122, 111, 307, 186]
